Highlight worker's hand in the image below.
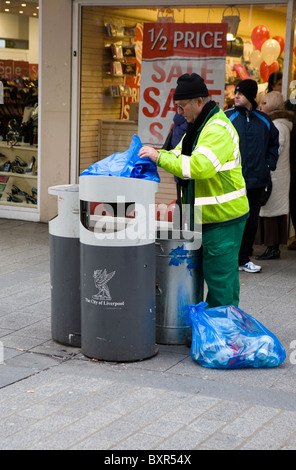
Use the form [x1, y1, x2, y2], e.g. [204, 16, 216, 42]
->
[138, 145, 158, 162]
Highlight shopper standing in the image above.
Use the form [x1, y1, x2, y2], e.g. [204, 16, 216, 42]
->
[225, 79, 279, 273]
[256, 91, 293, 259]
[139, 73, 249, 308]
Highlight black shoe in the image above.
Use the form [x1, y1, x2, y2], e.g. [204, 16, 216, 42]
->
[12, 185, 28, 196]
[25, 156, 36, 173]
[7, 193, 22, 203]
[11, 162, 25, 174]
[25, 194, 37, 205]
[255, 247, 280, 260]
[0, 160, 11, 172]
[15, 156, 27, 167]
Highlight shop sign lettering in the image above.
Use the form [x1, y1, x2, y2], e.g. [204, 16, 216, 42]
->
[0, 59, 38, 80]
[139, 23, 227, 147]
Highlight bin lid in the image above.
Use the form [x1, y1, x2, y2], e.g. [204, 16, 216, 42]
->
[49, 184, 79, 195]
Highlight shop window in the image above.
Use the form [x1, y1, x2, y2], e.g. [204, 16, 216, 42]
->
[79, 4, 288, 204]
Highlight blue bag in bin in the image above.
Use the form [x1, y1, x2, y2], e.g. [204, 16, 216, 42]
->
[184, 302, 286, 369]
[81, 134, 160, 182]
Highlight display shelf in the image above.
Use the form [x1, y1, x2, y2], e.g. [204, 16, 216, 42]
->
[0, 142, 38, 212]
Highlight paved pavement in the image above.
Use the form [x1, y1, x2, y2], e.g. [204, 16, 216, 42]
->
[0, 218, 296, 451]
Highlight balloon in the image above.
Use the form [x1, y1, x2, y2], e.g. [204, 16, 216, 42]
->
[261, 39, 281, 66]
[272, 36, 285, 55]
[251, 25, 270, 50]
[260, 61, 279, 82]
[250, 49, 263, 68]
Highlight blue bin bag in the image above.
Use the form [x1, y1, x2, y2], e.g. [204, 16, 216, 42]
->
[81, 134, 160, 182]
[184, 302, 286, 369]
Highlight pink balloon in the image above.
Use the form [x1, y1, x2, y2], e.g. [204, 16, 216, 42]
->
[251, 25, 270, 50]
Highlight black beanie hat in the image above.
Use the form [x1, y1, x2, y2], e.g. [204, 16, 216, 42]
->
[173, 73, 209, 100]
[235, 79, 258, 105]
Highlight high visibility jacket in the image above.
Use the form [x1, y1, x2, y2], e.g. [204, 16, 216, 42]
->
[157, 108, 249, 225]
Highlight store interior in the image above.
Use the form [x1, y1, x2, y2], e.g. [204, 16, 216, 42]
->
[0, 1, 39, 211]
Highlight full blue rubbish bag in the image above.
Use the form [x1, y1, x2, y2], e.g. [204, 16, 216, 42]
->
[80, 134, 160, 182]
[184, 302, 286, 369]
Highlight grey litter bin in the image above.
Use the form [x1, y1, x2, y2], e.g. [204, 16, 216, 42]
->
[48, 184, 81, 347]
[155, 229, 203, 345]
[79, 175, 158, 362]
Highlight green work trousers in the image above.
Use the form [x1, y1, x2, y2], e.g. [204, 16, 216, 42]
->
[202, 219, 246, 308]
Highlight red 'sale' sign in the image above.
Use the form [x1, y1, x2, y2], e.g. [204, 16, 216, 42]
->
[0, 60, 38, 79]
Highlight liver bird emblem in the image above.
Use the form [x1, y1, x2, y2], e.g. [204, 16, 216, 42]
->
[92, 269, 116, 300]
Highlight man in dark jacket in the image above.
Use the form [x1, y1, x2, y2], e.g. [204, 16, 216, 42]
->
[225, 79, 279, 273]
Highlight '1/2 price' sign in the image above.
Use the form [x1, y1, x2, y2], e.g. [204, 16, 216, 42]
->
[139, 23, 227, 147]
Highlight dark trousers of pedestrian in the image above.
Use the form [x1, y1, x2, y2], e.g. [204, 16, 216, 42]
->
[256, 214, 288, 247]
[239, 187, 265, 266]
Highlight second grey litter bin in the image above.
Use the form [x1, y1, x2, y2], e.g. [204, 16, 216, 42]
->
[48, 184, 81, 347]
[155, 229, 203, 345]
[79, 175, 158, 362]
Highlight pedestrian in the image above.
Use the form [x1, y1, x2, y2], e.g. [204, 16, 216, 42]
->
[255, 91, 293, 259]
[139, 73, 249, 308]
[285, 93, 296, 250]
[264, 72, 296, 250]
[267, 71, 283, 93]
[225, 79, 279, 273]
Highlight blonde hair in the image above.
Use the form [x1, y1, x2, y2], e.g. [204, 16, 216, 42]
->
[262, 91, 284, 113]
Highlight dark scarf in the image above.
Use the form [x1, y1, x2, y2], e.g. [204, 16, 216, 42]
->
[177, 100, 218, 230]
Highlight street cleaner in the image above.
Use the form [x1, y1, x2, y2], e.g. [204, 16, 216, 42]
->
[139, 73, 249, 308]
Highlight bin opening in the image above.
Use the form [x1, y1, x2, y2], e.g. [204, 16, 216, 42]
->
[81, 200, 137, 233]
[90, 201, 135, 218]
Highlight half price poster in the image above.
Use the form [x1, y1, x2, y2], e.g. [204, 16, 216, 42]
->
[139, 23, 228, 147]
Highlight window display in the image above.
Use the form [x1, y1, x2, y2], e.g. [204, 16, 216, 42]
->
[0, 143, 37, 208]
[79, 4, 289, 207]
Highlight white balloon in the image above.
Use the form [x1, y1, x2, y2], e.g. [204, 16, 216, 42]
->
[250, 49, 263, 68]
[261, 39, 281, 66]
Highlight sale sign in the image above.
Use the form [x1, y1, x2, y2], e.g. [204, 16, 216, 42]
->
[0, 60, 38, 80]
[138, 23, 228, 147]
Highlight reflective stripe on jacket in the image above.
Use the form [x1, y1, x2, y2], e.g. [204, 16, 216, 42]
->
[157, 109, 249, 224]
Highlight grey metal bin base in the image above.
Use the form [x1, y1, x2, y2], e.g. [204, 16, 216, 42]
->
[50, 235, 81, 347]
[155, 230, 203, 345]
[48, 184, 81, 347]
[80, 243, 156, 362]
